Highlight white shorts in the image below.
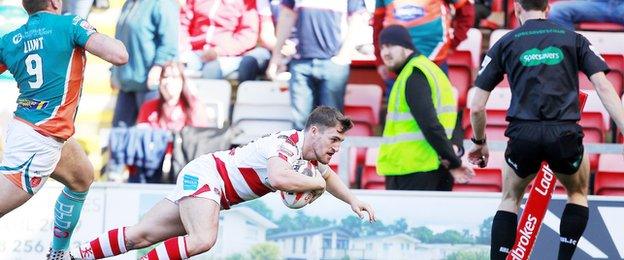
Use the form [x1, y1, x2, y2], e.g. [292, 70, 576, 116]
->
[0, 119, 63, 194]
[166, 154, 225, 207]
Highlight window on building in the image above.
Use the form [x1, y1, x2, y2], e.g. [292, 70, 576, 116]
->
[292, 237, 297, 253]
[322, 234, 332, 249]
[366, 242, 373, 250]
[337, 239, 348, 250]
[245, 220, 258, 240]
[383, 243, 391, 251]
[301, 236, 307, 254]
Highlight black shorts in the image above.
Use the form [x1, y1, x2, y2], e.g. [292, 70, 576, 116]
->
[504, 121, 584, 178]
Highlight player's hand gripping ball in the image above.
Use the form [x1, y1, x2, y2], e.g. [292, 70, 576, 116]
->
[280, 160, 323, 209]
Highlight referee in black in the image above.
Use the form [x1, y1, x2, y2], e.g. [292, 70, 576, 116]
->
[466, 0, 624, 259]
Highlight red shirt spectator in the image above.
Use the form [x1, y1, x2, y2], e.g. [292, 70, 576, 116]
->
[180, 0, 260, 56]
[137, 62, 211, 131]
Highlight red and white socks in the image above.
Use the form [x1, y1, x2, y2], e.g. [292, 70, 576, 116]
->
[71, 228, 189, 260]
[72, 227, 128, 259]
[140, 236, 189, 260]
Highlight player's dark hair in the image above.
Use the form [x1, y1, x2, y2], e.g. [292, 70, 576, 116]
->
[305, 106, 353, 134]
[515, 0, 548, 11]
[22, 0, 49, 14]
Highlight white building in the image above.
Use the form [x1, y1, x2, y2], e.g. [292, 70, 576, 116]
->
[349, 234, 421, 260]
[207, 206, 278, 259]
[268, 226, 352, 260]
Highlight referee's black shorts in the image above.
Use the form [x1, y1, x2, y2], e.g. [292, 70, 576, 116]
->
[504, 121, 584, 178]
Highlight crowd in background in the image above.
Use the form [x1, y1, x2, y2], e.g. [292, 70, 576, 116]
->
[1, 0, 623, 186]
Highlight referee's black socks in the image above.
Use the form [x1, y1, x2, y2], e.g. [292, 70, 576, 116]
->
[491, 210, 518, 260]
[558, 203, 589, 260]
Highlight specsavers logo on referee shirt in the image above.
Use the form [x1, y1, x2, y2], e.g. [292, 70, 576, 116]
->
[519, 46, 564, 67]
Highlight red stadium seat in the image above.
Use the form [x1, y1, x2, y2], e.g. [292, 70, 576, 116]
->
[603, 54, 624, 74]
[344, 106, 375, 137]
[455, 28, 483, 68]
[454, 152, 505, 192]
[464, 125, 508, 141]
[578, 22, 624, 32]
[595, 154, 624, 196]
[448, 49, 474, 69]
[448, 65, 472, 108]
[328, 148, 359, 188]
[362, 148, 385, 190]
[578, 71, 622, 95]
[344, 84, 383, 126]
[348, 59, 385, 87]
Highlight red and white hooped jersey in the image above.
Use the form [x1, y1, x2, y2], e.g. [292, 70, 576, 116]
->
[211, 129, 306, 208]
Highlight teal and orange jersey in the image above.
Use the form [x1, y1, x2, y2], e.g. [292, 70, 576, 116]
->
[0, 12, 95, 140]
[373, 0, 471, 65]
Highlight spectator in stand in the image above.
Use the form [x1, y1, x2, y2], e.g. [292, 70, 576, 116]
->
[474, 0, 493, 26]
[137, 62, 211, 131]
[61, 0, 109, 18]
[180, 0, 272, 82]
[129, 62, 210, 184]
[549, 0, 624, 30]
[238, 0, 275, 82]
[61, 0, 92, 18]
[373, 0, 475, 79]
[111, 0, 179, 127]
[266, 0, 369, 130]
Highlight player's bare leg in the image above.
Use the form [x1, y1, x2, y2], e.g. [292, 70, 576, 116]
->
[48, 138, 94, 259]
[179, 198, 219, 256]
[139, 197, 220, 259]
[72, 199, 185, 259]
[0, 174, 32, 217]
[554, 153, 590, 260]
[491, 163, 535, 259]
[51, 138, 94, 192]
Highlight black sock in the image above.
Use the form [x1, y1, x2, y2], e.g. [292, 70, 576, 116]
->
[558, 203, 589, 260]
[491, 210, 518, 260]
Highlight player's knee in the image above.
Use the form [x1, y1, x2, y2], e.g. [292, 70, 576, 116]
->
[66, 162, 94, 192]
[189, 232, 217, 254]
[125, 228, 156, 249]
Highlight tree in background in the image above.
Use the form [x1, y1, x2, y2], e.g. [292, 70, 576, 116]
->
[444, 249, 489, 260]
[243, 200, 274, 221]
[409, 226, 435, 243]
[248, 242, 281, 260]
[225, 253, 245, 260]
[475, 216, 493, 244]
[268, 211, 333, 236]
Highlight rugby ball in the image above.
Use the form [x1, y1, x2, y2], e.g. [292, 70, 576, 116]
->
[280, 160, 322, 209]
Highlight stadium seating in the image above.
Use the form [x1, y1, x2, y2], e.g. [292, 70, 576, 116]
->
[231, 81, 294, 145]
[191, 79, 232, 128]
[464, 87, 511, 141]
[328, 148, 359, 188]
[578, 31, 624, 55]
[448, 52, 473, 108]
[362, 147, 385, 190]
[453, 151, 504, 192]
[578, 22, 624, 32]
[455, 28, 483, 68]
[578, 71, 623, 95]
[595, 153, 624, 196]
[343, 84, 383, 136]
[348, 59, 385, 89]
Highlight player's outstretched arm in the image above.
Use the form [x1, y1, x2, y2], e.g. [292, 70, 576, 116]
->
[591, 72, 624, 134]
[321, 165, 376, 222]
[267, 157, 326, 192]
[85, 33, 129, 66]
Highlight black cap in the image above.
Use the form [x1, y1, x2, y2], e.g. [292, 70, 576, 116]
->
[379, 25, 415, 51]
